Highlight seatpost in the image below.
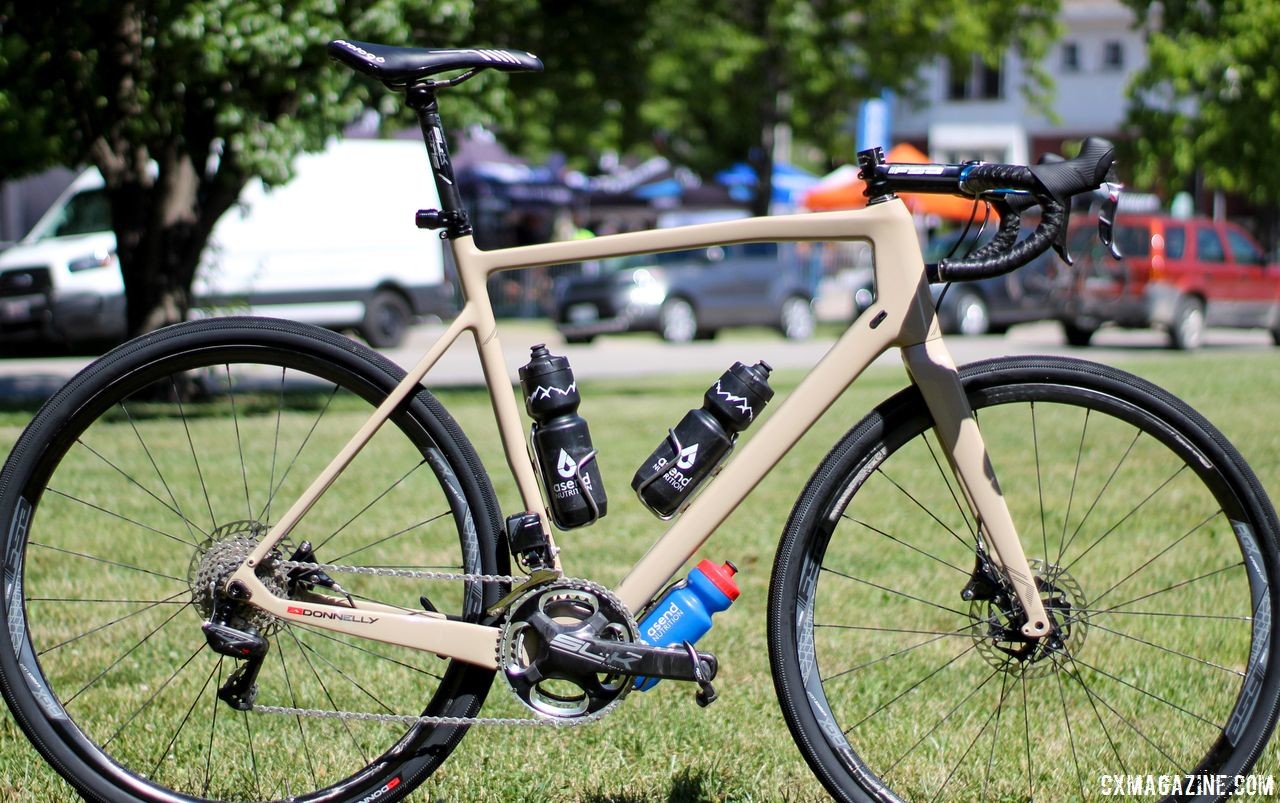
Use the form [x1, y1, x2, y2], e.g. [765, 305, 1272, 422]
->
[406, 83, 472, 238]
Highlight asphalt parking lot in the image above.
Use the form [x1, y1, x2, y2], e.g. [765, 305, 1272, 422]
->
[0, 319, 1274, 403]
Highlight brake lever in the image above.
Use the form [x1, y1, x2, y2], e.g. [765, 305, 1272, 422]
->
[1098, 178, 1123, 260]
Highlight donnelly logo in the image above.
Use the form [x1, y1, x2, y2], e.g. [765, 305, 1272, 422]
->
[286, 606, 379, 625]
[356, 776, 401, 803]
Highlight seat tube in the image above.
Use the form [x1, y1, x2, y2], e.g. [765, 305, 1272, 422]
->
[903, 337, 1052, 639]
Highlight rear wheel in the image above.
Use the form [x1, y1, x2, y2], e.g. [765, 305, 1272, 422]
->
[779, 295, 816, 340]
[945, 291, 990, 336]
[1061, 319, 1097, 346]
[770, 356, 1280, 802]
[1168, 296, 1205, 350]
[361, 290, 413, 348]
[659, 297, 698, 343]
[0, 317, 506, 802]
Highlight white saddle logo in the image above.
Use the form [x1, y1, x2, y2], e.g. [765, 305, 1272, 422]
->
[556, 449, 578, 478]
[676, 443, 699, 470]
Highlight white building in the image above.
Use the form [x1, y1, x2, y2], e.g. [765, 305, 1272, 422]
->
[893, 0, 1146, 165]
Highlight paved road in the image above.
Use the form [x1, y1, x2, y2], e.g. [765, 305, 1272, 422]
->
[0, 320, 1274, 402]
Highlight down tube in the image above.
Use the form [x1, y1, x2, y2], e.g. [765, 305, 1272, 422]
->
[612, 315, 897, 612]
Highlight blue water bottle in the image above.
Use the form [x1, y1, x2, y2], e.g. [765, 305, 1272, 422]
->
[634, 559, 740, 691]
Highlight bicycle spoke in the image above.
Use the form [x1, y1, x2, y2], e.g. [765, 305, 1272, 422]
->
[1066, 651, 1219, 729]
[982, 667, 1014, 799]
[37, 589, 191, 656]
[295, 626, 446, 681]
[1055, 654, 1087, 800]
[277, 638, 318, 783]
[74, 438, 204, 546]
[819, 624, 975, 682]
[63, 602, 193, 707]
[1059, 463, 1188, 573]
[1087, 619, 1244, 677]
[44, 488, 198, 551]
[102, 641, 206, 749]
[30, 540, 187, 585]
[264, 367, 285, 525]
[331, 510, 452, 564]
[885, 665, 1001, 775]
[921, 432, 976, 540]
[151, 656, 221, 780]
[285, 627, 370, 764]
[1086, 561, 1244, 617]
[316, 461, 428, 552]
[1031, 401, 1048, 562]
[257, 383, 340, 522]
[1054, 407, 1091, 568]
[121, 400, 204, 543]
[820, 566, 971, 620]
[843, 515, 969, 575]
[1021, 671, 1032, 803]
[171, 375, 217, 531]
[226, 364, 254, 521]
[875, 466, 974, 551]
[925, 669, 1009, 803]
[1058, 428, 1141, 561]
[845, 642, 979, 734]
[204, 658, 222, 797]
[1060, 651, 1181, 768]
[1087, 509, 1219, 610]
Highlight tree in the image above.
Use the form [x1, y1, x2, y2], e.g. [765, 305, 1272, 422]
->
[1124, 0, 1280, 206]
[638, 0, 1060, 216]
[0, 1, 471, 336]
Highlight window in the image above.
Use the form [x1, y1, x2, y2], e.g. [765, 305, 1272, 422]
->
[1226, 229, 1263, 264]
[35, 189, 112, 241]
[1061, 42, 1081, 72]
[946, 55, 1003, 101]
[1102, 41, 1125, 71]
[1196, 228, 1226, 262]
[1163, 226, 1186, 259]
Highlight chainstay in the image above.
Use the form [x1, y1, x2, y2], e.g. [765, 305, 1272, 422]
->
[254, 560, 611, 727]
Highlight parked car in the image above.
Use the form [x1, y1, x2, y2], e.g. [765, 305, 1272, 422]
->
[553, 242, 815, 343]
[850, 228, 1064, 336]
[1058, 214, 1280, 349]
[0, 139, 451, 350]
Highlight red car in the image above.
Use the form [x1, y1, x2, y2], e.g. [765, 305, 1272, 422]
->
[1060, 214, 1280, 349]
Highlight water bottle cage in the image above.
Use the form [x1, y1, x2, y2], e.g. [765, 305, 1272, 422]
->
[634, 427, 737, 520]
[528, 424, 604, 528]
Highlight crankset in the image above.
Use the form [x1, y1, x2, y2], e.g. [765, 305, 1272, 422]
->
[499, 580, 720, 719]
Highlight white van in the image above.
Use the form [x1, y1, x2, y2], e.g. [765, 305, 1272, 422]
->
[0, 139, 449, 348]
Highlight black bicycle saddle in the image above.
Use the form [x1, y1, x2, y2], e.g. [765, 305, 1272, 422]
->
[328, 39, 543, 85]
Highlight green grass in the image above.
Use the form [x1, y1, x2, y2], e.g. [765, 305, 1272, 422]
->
[0, 351, 1278, 802]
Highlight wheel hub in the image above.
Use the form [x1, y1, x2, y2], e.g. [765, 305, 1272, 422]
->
[969, 559, 1088, 677]
[188, 520, 290, 634]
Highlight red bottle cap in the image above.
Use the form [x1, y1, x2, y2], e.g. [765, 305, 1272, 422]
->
[696, 559, 740, 601]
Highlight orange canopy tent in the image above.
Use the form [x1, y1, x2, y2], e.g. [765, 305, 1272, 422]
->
[803, 143, 979, 221]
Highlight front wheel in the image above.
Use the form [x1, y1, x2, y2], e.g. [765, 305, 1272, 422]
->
[769, 356, 1280, 802]
[0, 317, 506, 802]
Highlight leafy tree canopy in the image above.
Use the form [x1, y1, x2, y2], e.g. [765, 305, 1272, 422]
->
[1124, 0, 1280, 203]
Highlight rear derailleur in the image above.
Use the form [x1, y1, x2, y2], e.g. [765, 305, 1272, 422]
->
[202, 541, 346, 710]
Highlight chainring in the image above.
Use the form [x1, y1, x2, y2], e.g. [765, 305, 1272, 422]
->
[498, 579, 638, 719]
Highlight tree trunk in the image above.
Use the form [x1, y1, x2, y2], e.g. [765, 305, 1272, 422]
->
[105, 153, 246, 338]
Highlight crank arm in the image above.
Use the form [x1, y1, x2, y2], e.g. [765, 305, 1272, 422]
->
[545, 629, 718, 682]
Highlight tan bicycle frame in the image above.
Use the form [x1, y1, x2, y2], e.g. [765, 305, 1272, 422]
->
[229, 197, 1051, 671]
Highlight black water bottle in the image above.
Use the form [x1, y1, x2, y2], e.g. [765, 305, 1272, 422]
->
[519, 344, 607, 529]
[632, 361, 774, 517]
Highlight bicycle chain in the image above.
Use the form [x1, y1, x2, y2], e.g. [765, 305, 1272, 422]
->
[248, 559, 611, 727]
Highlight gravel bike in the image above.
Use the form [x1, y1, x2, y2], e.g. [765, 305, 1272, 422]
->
[1, 39, 1277, 803]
